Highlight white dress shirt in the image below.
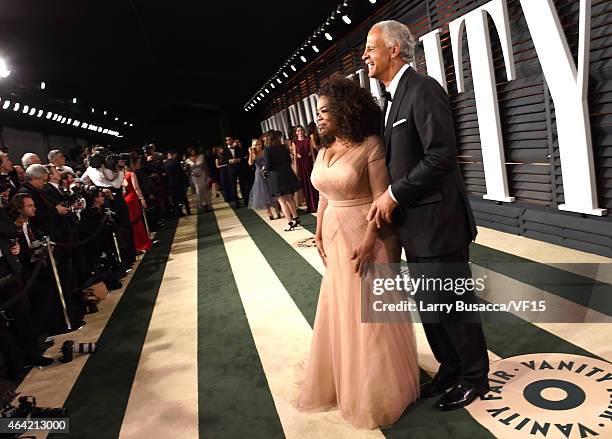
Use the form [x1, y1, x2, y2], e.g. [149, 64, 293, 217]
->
[22, 222, 32, 248]
[81, 166, 124, 189]
[384, 63, 410, 126]
[384, 63, 410, 203]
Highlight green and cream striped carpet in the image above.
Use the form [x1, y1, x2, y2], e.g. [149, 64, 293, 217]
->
[18, 199, 612, 439]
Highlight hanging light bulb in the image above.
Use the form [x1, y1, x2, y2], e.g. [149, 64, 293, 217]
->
[342, 15, 351, 25]
[325, 33, 333, 41]
[300, 55, 307, 62]
[40, 81, 46, 90]
[312, 45, 319, 53]
[2, 100, 11, 110]
[291, 64, 297, 72]
[73, 97, 78, 104]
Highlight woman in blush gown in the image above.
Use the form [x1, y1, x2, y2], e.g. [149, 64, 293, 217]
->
[294, 75, 419, 429]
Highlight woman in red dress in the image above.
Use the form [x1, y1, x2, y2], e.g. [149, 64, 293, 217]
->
[124, 157, 152, 252]
[292, 125, 319, 212]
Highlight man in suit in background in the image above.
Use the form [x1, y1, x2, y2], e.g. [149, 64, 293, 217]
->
[364, 20, 489, 411]
[0, 152, 19, 198]
[219, 136, 246, 208]
[164, 151, 191, 216]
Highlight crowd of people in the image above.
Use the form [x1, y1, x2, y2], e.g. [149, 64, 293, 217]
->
[0, 143, 217, 387]
[202, 127, 321, 231]
[0, 127, 323, 385]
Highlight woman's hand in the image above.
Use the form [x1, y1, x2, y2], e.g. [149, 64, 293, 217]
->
[315, 235, 327, 267]
[350, 239, 375, 277]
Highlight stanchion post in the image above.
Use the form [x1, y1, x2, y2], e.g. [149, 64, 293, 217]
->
[46, 237, 72, 331]
[141, 205, 152, 239]
[112, 231, 122, 264]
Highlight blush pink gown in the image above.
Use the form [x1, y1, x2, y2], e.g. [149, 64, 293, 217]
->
[295, 135, 420, 429]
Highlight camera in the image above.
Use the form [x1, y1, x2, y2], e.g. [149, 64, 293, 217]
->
[89, 150, 120, 170]
[29, 237, 49, 263]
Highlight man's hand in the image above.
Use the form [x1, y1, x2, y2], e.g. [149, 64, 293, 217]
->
[56, 205, 69, 215]
[366, 191, 398, 228]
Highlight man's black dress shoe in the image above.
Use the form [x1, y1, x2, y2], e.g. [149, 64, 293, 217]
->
[435, 383, 490, 411]
[420, 378, 457, 399]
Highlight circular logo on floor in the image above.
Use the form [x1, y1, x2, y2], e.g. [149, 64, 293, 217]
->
[469, 353, 612, 439]
[295, 237, 316, 248]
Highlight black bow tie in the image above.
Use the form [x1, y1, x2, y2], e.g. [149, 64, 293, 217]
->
[381, 90, 392, 102]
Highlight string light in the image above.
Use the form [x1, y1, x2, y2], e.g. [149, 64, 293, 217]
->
[246, 0, 378, 109]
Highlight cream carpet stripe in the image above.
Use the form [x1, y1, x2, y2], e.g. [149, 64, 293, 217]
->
[215, 203, 384, 439]
[16, 257, 145, 439]
[118, 215, 199, 439]
[476, 226, 612, 283]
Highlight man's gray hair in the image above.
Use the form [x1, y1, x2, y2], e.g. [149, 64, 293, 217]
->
[21, 153, 40, 168]
[373, 20, 416, 64]
[48, 149, 62, 163]
[25, 163, 48, 181]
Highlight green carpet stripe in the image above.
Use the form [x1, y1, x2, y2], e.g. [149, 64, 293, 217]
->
[234, 208, 495, 439]
[305, 213, 611, 318]
[49, 219, 178, 439]
[197, 211, 284, 439]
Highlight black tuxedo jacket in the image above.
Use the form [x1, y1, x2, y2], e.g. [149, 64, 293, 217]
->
[219, 146, 246, 168]
[43, 183, 66, 204]
[383, 67, 477, 257]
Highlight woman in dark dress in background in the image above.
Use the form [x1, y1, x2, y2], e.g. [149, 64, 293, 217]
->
[307, 121, 321, 154]
[292, 125, 319, 213]
[263, 130, 301, 231]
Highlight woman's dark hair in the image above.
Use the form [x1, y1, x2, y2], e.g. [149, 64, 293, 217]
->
[129, 156, 141, 168]
[266, 130, 283, 146]
[186, 147, 197, 157]
[306, 122, 318, 138]
[318, 73, 381, 144]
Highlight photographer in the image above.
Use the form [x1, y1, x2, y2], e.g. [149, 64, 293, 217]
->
[1, 196, 54, 370]
[80, 147, 136, 266]
[15, 164, 68, 241]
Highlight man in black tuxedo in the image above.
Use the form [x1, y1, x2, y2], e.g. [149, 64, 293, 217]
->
[164, 151, 191, 216]
[364, 20, 489, 411]
[218, 136, 248, 208]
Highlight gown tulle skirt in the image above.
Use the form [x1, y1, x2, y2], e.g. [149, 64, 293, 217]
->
[294, 202, 420, 429]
